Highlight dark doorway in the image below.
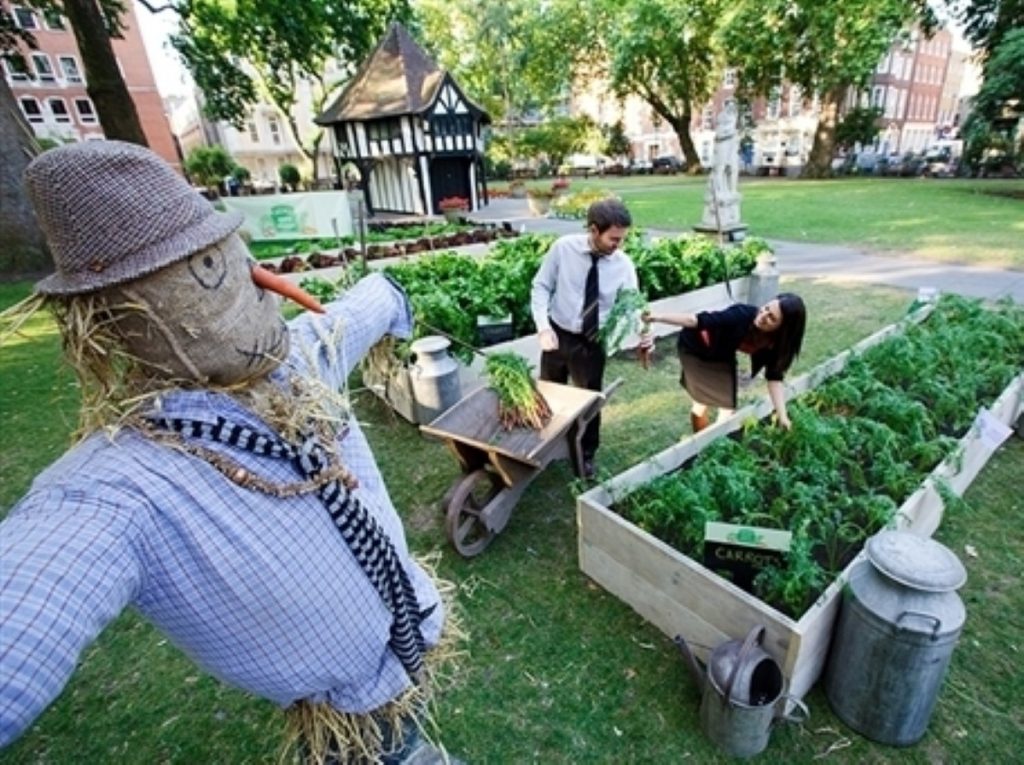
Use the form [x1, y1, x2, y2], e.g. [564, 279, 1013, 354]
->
[429, 158, 471, 213]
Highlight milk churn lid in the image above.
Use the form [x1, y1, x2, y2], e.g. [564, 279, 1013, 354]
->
[866, 530, 967, 592]
[410, 335, 451, 354]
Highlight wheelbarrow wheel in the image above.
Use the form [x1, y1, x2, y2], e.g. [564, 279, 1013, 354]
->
[446, 469, 502, 557]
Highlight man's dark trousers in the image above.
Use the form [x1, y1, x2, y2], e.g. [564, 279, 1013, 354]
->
[540, 321, 606, 460]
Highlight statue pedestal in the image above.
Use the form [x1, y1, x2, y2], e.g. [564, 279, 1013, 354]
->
[692, 222, 749, 242]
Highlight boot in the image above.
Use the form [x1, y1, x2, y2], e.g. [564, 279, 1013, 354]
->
[690, 411, 710, 433]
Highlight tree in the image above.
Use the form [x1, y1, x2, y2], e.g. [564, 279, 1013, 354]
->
[602, 0, 725, 172]
[949, 0, 1024, 63]
[0, 75, 48, 275]
[517, 116, 594, 170]
[835, 106, 884, 151]
[603, 120, 632, 159]
[170, 0, 411, 185]
[960, 28, 1024, 175]
[723, 0, 933, 177]
[183, 145, 235, 193]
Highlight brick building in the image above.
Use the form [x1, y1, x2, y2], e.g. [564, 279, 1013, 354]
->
[2, 1, 179, 169]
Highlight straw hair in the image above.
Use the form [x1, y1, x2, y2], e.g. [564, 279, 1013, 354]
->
[25, 140, 243, 296]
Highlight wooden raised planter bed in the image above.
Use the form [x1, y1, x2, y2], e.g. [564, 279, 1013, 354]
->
[577, 307, 1024, 700]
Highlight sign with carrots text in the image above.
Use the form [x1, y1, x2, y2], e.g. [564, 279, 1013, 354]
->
[703, 522, 792, 593]
[222, 192, 354, 242]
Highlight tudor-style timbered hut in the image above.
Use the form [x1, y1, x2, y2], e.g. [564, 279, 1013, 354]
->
[316, 23, 491, 217]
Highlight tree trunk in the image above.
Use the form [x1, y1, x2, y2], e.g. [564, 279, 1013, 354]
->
[63, 0, 148, 145]
[0, 77, 49, 277]
[801, 86, 847, 179]
[668, 114, 701, 173]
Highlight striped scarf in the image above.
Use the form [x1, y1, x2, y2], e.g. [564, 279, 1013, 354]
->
[146, 414, 431, 681]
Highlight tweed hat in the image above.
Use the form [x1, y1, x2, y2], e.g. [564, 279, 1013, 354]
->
[26, 140, 244, 295]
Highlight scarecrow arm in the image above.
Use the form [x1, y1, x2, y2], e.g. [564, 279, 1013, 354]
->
[0, 492, 141, 746]
[285, 273, 414, 391]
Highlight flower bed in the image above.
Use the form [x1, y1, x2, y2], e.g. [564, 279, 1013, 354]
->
[577, 296, 1024, 699]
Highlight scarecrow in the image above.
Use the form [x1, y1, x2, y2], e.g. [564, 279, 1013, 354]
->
[0, 141, 460, 763]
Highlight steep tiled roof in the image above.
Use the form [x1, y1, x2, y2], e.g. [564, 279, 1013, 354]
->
[317, 22, 481, 124]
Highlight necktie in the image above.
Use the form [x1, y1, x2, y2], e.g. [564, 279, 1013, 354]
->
[581, 253, 600, 342]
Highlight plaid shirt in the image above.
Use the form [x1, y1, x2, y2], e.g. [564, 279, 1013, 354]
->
[0, 274, 443, 747]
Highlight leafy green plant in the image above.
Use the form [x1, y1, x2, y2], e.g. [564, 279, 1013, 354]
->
[616, 295, 1024, 617]
[485, 352, 552, 430]
[598, 288, 649, 355]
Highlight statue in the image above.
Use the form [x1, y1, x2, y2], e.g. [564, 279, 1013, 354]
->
[698, 100, 746, 238]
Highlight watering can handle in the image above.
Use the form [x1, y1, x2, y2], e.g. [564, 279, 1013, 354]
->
[774, 694, 810, 726]
[723, 625, 767, 703]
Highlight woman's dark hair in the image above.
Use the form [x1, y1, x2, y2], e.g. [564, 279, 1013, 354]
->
[587, 198, 632, 232]
[773, 292, 806, 373]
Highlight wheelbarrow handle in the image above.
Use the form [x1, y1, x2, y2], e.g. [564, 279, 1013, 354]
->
[602, 377, 625, 399]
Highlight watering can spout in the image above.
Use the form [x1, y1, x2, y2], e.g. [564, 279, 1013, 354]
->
[673, 634, 707, 693]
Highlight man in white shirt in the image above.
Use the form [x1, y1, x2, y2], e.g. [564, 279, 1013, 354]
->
[529, 199, 639, 479]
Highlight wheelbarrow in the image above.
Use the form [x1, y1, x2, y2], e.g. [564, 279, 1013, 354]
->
[420, 378, 622, 557]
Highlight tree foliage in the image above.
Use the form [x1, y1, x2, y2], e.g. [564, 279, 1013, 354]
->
[722, 0, 933, 177]
[949, 0, 1024, 63]
[835, 106, 884, 150]
[171, 0, 411, 181]
[961, 27, 1024, 175]
[602, 0, 725, 171]
[416, 0, 594, 130]
[183, 144, 235, 191]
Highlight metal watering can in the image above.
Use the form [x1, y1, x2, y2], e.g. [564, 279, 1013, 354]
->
[675, 625, 809, 758]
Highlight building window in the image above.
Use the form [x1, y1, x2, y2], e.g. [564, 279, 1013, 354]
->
[75, 97, 97, 124]
[12, 6, 37, 29]
[788, 86, 802, 117]
[19, 97, 43, 123]
[58, 55, 82, 83]
[723, 68, 736, 88]
[766, 89, 781, 120]
[267, 115, 282, 145]
[32, 53, 55, 83]
[42, 9, 65, 29]
[247, 120, 259, 142]
[3, 55, 31, 82]
[369, 118, 403, 141]
[48, 97, 71, 123]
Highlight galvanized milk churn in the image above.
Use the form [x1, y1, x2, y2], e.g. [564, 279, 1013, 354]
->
[675, 626, 808, 758]
[824, 530, 967, 746]
[409, 335, 461, 423]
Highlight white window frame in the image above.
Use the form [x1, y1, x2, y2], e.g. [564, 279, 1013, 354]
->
[48, 97, 71, 123]
[12, 5, 38, 29]
[247, 119, 259, 142]
[3, 56, 31, 82]
[19, 96, 43, 123]
[788, 86, 802, 117]
[766, 89, 781, 120]
[267, 115, 282, 145]
[32, 53, 56, 83]
[75, 97, 98, 124]
[42, 9, 65, 30]
[58, 55, 82, 83]
[701, 106, 713, 130]
[723, 68, 736, 89]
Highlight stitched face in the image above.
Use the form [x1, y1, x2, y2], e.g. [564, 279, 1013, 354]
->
[103, 234, 289, 385]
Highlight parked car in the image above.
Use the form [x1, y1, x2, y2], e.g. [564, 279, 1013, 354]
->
[628, 158, 652, 175]
[652, 155, 685, 174]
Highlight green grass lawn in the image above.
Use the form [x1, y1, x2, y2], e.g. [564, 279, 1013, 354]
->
[2, 277, 1021, 763]
[520, 175, 1024, 270]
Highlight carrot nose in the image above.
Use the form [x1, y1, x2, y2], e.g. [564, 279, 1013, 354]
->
[251, 264, 325, 314]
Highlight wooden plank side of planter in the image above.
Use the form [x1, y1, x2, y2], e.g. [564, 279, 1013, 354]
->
[896, 372, 1024, 537]
[576, 305, 1020, 701]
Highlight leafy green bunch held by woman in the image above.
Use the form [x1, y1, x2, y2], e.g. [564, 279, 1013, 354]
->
[485, 352, 553, 431]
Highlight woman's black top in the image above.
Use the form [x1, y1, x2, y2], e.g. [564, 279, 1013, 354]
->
[676, 303, 785, 381]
